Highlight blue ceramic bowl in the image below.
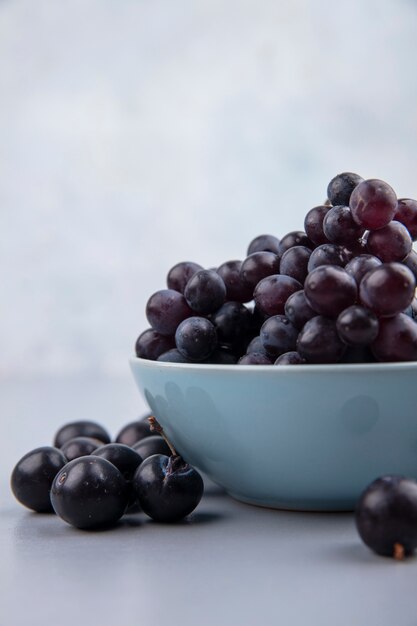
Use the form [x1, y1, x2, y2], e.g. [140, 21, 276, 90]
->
[130, 358, 417, 511]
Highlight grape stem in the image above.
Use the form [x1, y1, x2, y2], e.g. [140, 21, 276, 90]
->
[148, 416, 177, 456]
[393, 543, 405, 561]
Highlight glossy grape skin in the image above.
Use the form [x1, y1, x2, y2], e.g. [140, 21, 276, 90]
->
[184, 269, 226, 314]
[402, 250, 417, 281]
[359, 263, 415, 317]
[304, 266, 357, 318]
[247, 234, 280, 255]
[11, 446, 67, 513]
[115, 416, 153, 446]
[210, 301, 252, 350]
[216, 260, 253, 303]
[135, 328, 175, 361]
[336, 305, 379, 345]
[133, 454, 204, 523]
[279, 246, 312, 284]
[355, 475, 417, 558]
[260, 315, 299, 358]
[50, 457, 129, 530]
[323, 205, 365, 245]
[366, 221, 412, 263]
[254, 275, 302, 317]
[394, 198, 417, 241]
[238, 352, 272, 365]
[175, 316, 217, 361]
[146, 289, 192, 336]
[60, 436, 103, 461]
[274, 351, 306, 365]
[240, 252, 280, 290]
[304, 205, 331, 246]
[278, 231, 314, 255]
[371, 314, 417, 362]
[93, 444, 143, 481]
[307, 243, 352, 272]
[157, 349, 190, 363]
[167, 262, 203, 293]
[327, 172, 364, 206]
[133, 435, 171, 459]
[345, 254, 382, 285]
[284, 290, 316, 330]
[350, 179, 397, 230]
[54, 421, 111, 449]
[297, 316, 346, 363]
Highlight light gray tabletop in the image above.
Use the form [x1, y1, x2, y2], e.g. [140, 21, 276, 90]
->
[1, 377, 417, 626]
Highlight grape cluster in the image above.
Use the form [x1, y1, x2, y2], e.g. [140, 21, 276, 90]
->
[136, 173, 417, 364]
[10, 417, 204, 529]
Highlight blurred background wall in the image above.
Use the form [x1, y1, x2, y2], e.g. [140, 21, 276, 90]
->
[1, 0, 417, 378]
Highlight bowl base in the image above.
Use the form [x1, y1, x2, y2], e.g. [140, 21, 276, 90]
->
[227, 491, 355, 513]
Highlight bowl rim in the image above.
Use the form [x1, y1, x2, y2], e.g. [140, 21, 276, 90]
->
[130, 356, 417, 374]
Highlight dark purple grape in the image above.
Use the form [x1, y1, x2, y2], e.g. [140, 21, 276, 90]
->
[345, 254, 382, 285]
[60, 436, 103, 461]
[132, 454, 204, 523]
[304, 205, 331, 246]
[371, 314, 417, 361]
[216, 260, 253, 303]
[254, 275, 302, 317]
[366, 221, 412, 263]
[54, 421, 111, 449]
[340, 346, 376, 363]
[260, 315, 298, 358]
[355, 475, 417, 558]
[402, 250, 417, 282]
[146, 289, 192, 336]
[394, 199, 417, 241]
[175, 316, 217, 361]
[278, 231, 314, 255]
[184, 270, 226, 314]
[350, 179, 397, 230]
[51, 457, 129, 530]
[115, 416, 153, 446]
[323, 205, 365, 245]
[284, 290, 316, 330]
[210, 301, 251, 351]
[304, 266, 357, 318]
[359, 263, 415, 317]
[240, 252, 280, 291]
[133, 435, 171, 459]
[203, 348, 237, 364]
[93, 444, 143, 481]
[307, 243, 352, 272]
[238, 352, 272, 364]
[135, 329, 176, 361]
[297, 316, 346, 363]
[336, 305, 379, 345]
[167, 261, 203, 293]
[157, 349, 190, 363]
[245, 335, 267, 355]
[279, 246, 312, 284]
[11, 446, 67, 513]
[412, 299, 417, 320]
[247, 234, 280, 255]
[327, 172, 364, 206]
[274, 352, 306, 365]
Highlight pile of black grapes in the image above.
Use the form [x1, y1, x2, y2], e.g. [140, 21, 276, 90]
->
[136, 173, 417, 364]
[11, 417, 204, 529]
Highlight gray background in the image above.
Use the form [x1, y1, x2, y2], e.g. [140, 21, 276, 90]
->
[2, 2, 417, 624]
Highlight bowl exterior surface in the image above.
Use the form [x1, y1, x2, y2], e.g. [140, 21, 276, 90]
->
[130, 359, 417, 511]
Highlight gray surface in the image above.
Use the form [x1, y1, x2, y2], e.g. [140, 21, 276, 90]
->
[1, 378, 417, 626]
